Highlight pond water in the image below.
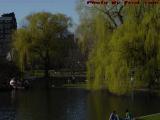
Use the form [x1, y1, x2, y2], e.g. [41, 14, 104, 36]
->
[0, 88, 160, 120]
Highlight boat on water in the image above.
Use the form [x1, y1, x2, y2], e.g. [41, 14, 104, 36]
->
[0, 78, 30, 91]
[10, 78, 30, 90]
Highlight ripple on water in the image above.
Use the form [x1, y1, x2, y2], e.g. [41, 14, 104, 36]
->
[0, 108, 16, 120]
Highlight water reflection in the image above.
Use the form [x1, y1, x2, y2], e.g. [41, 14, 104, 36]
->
[0, 89, 159, 120]
[16, 89, 88, 120]
[0, 91, 16, 120]
[88, 91, 160, 120]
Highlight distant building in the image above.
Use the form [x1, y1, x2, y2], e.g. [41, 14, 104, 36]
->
[0, 12, 17, 59]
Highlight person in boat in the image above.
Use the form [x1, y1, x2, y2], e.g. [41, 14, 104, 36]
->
[109, 110, 119, 120]
[125, 109, 133, 120]
[10, 78, 16, 89]
[23, 79, 30, 89]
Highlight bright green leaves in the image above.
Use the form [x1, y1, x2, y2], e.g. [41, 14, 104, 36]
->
[77, 3, 160, 95]
[12, 12, 72, 78]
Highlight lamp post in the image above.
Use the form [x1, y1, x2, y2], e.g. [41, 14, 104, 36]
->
[130, 69, 135, 101]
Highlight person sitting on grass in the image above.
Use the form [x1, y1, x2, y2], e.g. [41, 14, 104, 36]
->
[109, 110, 119, 120]
[125, 109, 133, 120]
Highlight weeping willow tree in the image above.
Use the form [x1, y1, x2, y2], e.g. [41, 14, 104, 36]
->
[12, 28, 31, 80]
[87, 13, 113, 90]
[76, 0, 99, 59]
[108, 5, 160, 94]
[77, 1, 160, 95]
[13, 12, 72, 84]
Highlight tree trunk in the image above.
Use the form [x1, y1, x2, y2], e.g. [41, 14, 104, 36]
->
[44, 49, 50, 88]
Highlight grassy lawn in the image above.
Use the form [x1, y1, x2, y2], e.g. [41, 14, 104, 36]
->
[137, 113, 160, 120]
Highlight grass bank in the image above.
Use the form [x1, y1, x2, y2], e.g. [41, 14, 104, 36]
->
[136, 113, 160, 120]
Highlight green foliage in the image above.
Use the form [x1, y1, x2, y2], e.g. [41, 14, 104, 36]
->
[12, 28, 31, 79]
[13, 12, 72, 79]
[76, 0, 101, 58]
[77, 3, 160, 95]
[87, 13, 112, 90]
[0, 58, 19, 84]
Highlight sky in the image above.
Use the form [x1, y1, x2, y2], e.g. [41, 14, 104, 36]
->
[0, 0, 79, 28]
